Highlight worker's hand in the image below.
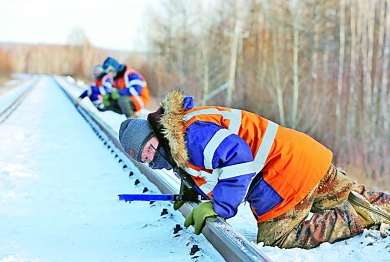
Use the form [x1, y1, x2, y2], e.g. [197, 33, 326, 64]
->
[184, 201, 217, 235]
[111, 89, 120, 100]
[75, 97, 82, 106]
[173, 186, 200, 210]
[103, 94, 111, 107]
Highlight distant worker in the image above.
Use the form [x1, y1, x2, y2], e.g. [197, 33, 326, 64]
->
[76, 64, 113, 111]
[102, 56, 150, 118]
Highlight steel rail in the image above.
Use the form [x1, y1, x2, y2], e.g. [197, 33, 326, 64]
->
[53, 76, 273, 262]
[0, 76, 39, 124]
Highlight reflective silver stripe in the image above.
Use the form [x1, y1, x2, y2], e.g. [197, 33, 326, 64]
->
[124, 71, 145, 87]
[128, 79, 145, 87]
[229, 109, 242, 134]
[199, 182, 215, 195]
[129, 87, 144, 108]
[124, 71, 145, 109]
[184, 167, 218, 195]
[184, 108, 231, 122]
[204, 129, 233, 169]
[199, 170, 219, 195]
[185, 166, 200, 176]
[184, 108, 242, 134]
[219, 161, 257, 180]
[99, 87, 106, 95]
[254, 121, 278, 173]
[103, 75, 112, 90]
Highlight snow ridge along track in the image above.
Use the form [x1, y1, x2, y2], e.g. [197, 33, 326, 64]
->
[53, 75, 273, 262]
[0, 76, 39, 124]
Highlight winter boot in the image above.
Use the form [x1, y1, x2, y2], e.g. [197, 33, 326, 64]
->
[349, 191, 390, 227]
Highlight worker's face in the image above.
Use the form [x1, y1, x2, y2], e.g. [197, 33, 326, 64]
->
[141, 136, 159, 164]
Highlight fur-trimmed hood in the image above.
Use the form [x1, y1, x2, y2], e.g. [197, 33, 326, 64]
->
[148, 90, 190, 169]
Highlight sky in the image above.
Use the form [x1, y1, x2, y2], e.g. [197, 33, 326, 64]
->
[0, 0, 150, 51]
[0, 75, 390, 262]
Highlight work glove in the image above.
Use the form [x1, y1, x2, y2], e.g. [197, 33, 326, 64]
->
[111, 89, 120, 100]
[184, 201, 218, 235]
[173, 185, 201, 210]
[103, 94, 111, 107]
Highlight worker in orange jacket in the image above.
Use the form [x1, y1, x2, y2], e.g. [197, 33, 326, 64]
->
[118, 90, 390, 249]
[102, 56, 150, 118]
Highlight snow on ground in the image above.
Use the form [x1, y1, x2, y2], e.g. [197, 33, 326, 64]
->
[1, 75, 390, 262]
[0, 76, 224, 262]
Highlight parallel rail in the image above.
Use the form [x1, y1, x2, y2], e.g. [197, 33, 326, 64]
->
[53, 75, 273, 262]
[0, 76, 38, 123]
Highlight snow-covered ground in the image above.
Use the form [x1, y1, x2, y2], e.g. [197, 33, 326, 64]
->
[0, 76, 224, 262]
[1, 75, 389, 262]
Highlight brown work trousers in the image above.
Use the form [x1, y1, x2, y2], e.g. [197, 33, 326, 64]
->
[257, 164, 390, 249]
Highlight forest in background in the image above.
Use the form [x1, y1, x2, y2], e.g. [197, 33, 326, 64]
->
[0, 0, 389, 190]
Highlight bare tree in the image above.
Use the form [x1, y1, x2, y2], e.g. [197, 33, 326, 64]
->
[290, 0, 301, 129]
[336, 0, 346, 133]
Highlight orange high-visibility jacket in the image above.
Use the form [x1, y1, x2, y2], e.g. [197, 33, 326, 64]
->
[113, 69, 150, 112]
[182, 105, 333, 222]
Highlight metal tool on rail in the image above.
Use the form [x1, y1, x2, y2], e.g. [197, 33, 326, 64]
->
[119, 192, 208, 201]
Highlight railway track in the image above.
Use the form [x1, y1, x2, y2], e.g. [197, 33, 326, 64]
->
[53, 75, 273, 262]
[0, 76, 39, 123]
